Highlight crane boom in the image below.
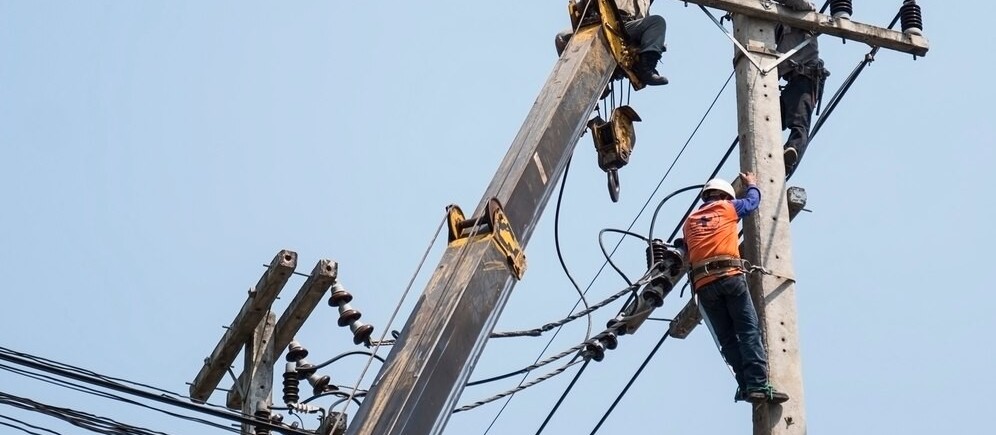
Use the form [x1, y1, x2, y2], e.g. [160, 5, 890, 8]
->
[346, 25, 619, 435]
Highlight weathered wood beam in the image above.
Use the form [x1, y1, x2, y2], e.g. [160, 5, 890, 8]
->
[676, 0, 929, 56]
[226, 259, 337, 408]
[190, 250, 297, 403]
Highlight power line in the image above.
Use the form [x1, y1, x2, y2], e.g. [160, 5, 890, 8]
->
[0, 414, 62, 435]
[0, 391, 171, 435]
[0, 346, 312, 435]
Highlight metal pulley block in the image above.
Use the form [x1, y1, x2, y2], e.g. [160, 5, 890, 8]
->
[586, 105, 641, 202]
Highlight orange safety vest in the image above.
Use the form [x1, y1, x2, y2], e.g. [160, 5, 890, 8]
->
[682, 200, 744, 288]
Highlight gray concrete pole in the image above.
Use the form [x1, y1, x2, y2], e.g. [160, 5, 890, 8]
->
[731, 13, 807, 435]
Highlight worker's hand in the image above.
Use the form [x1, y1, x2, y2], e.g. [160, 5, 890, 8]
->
[739, 172, 757, 186]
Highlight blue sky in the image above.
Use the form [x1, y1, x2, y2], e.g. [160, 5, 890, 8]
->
[1, 1, 991, 434]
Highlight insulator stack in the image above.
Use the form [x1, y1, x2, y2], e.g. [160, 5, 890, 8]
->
[829, 0, 852, 19]
[327, 282, 375, 345]
[254, 402, 272, 435]
[281, 362, 300, 405]
[286, 340, 308, 362]
[645, 239, 668, 269]
[900, 0, 923, 35]
[582, 331, 619, 362]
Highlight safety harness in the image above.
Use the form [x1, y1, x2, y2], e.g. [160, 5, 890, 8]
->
[689, 255, 746, 284]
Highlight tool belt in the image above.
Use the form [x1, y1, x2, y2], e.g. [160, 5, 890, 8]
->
[786, 59, 830, 81]
[690, 255, 745, 283]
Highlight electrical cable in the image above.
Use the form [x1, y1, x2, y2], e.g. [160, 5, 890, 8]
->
[487, 285, 635, 340]
[0, 391, 171, 435]
[533, 359, 590, 435]
[553, 156, 593, 342]
[597, 228, 651, 286]
[497, 71, 735, 435]
[454, 359, 585, 413]
[588, 12, 907, 431]
[648, 184, 706, 242]
[588, 332, 671, 435]
[0, 414, 61, 435]
[0, 363, 239, 433]
[312, 350, 386, 370]
[0, 347, 312, 435]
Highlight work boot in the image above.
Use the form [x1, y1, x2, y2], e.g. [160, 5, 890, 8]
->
[747, 384, 790, 404]
[733, 386, 748, 403]
[783, 147, 799, 176]
[633, 51, 668, 86]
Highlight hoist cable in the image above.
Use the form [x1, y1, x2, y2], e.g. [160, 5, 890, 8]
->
[337, 214, 448, 418]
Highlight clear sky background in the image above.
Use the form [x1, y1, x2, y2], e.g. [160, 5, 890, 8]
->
[1, 1, 991, 434]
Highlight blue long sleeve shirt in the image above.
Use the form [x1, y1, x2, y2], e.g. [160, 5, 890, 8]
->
[703, 185, 761, 218]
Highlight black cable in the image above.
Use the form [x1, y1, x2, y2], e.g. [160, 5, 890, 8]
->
[533, 360, 590, 435]
[648, 184, 706, 242]
[0, 363, 239, 433]
[313, 350, 386, 370]
[553, 156, 593, 341]
[0, 419, 46, 435]
[508, 72, 735, 435]
[667, 136, 739, 243]
[589, 332, 671, 435]
[0, 347, 313, 435]
[0, 414, 60, 435]
[597, 228, 650, 286]
[0, 391, 170, 435]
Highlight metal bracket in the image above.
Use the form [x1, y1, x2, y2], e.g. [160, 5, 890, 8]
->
[446, 199, 527, 279]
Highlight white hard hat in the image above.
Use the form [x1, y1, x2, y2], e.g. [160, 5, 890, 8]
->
[702, 178, 735, 199]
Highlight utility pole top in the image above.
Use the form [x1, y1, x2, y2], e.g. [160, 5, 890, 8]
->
[676, 0, 929, 56]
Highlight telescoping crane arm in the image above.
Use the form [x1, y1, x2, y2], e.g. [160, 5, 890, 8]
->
[346, 5, 642, 435]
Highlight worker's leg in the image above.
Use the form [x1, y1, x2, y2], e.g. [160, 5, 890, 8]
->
[622, 16, 668, 86]
[622, 15, 667, 54]
[780, 74, 816, 175]
[697, 280, 746, 392]
[721, 274, 768, 391]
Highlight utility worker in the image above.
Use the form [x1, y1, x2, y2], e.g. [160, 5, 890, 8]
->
[774, 0, 830, 177]
[681, 173, 789, 404]
[555, 0, 669, 86]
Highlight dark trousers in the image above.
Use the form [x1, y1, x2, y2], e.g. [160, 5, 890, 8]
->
[555, 15, 667, 56]
[697, 274, 768, 391]
[780, 73, 817, 174]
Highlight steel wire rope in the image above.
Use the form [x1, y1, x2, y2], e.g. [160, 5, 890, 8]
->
[484, 70, 736, 435]
[466, 268, 657, 387]
[0, 363, 239, 434]
[453, 359, 585, 413]
[336, 214, 449, 419]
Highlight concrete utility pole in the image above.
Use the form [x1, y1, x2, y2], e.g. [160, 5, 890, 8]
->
[731, 11, 806, 434]
[669, 1, 928, 434]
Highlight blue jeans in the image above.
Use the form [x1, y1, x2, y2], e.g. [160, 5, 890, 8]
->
[697, 274, 768, 391]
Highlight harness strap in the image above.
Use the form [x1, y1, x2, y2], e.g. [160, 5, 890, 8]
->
[689, 255, 745, 283]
